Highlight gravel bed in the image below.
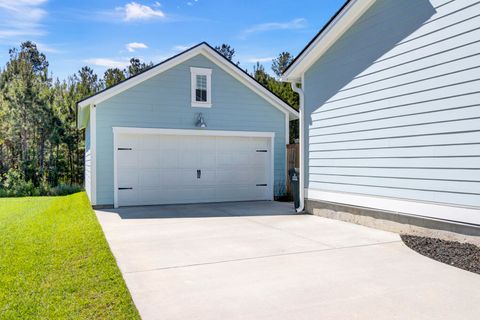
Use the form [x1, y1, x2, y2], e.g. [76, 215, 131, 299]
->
[401, 235, 480, 275]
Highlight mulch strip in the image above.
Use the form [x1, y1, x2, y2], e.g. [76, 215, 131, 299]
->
[401, 235, 480, 275]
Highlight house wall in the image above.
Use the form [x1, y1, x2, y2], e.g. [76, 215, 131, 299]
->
[94, 54, 287, 205]
[303, 0, 480, 223]
[84, 120, 92, 201]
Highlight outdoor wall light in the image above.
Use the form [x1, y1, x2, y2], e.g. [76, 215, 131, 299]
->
[195, 113, 207, 128]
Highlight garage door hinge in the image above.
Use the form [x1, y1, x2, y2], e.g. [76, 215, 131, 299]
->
[118, 187, 133, 190]
[118, 148, 132, 151]
[256, 184, 267, 187]
[256, 150, 268, 153]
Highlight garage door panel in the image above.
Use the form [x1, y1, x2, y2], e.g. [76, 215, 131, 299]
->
[197, 169, 216, 185]
[118, 150, 138, 168]
[194, 136, 216, 151]
[139, 150, 162, 168]
[118, 134, 139, 147]
[252, 152, 268, 166]
[116, 132, 272, 206]
[138, 169, 161, 187]
[179, 151, 199, 168]
[118, 189, 138, 207]
[161, 169, 182, 186]
[217, 153, 235, 168]
[233, 153, 250, 166]
[118, 168, 139, 187]
[179, 169, 199, 186]
[160, 151, 180, 169]
[198, 153, 216, 169]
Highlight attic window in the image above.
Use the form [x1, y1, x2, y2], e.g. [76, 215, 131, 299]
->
[191, 67, 212, 107]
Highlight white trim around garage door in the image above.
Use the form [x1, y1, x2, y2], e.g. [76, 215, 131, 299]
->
[113, 127, 276, 208]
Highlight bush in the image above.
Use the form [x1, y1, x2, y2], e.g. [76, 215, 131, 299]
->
[48, 183, 84, 196]
[0, 169, 83, 197]
[1, 169, 36, 197]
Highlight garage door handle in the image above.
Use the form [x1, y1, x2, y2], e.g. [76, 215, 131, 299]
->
[197, 170, 201, 179]
[118, 187, 133, 190]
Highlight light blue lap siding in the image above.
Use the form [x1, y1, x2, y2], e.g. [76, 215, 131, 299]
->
[95, 54, 287, 205]
[304, 0, 480, 208]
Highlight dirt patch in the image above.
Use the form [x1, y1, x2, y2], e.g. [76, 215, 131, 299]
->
[401, 235, 480, 275]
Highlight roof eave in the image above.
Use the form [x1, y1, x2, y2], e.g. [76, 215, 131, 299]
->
[77, 42, 298, 124]
[282, 0, 377, 82]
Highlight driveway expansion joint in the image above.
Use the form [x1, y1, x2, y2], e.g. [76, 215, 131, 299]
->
[123, 240, 402, 274]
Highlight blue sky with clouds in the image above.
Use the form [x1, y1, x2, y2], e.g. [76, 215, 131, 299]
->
[0, 0, 345, 80]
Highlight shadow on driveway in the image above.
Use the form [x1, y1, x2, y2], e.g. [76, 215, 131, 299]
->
[104, 201, 297, 219]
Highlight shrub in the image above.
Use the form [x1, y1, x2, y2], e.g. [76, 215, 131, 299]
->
[0, 170, 83, 197]
[1, 169, 36, 197]
[48, 184, 83, 196]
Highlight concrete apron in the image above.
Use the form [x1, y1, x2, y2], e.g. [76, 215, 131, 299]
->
[96, 201, 480, 320]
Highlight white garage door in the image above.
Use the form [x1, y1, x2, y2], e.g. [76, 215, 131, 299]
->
[115, 131, 273, 207]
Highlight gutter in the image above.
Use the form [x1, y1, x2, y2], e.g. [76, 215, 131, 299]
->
[290, 81, 305, 213]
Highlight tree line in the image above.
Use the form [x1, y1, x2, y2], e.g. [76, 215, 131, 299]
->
[0, 41, 298, 196]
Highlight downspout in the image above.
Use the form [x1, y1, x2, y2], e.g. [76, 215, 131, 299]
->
[290, 81, 305, 213]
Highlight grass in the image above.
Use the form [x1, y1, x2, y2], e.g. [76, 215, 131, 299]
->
[0, 192, 140, 319]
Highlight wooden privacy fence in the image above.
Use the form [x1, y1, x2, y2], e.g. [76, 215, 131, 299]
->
[286, 144, 300, 198]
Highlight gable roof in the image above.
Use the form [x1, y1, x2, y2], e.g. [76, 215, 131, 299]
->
[77, 42, 298, 128]
[282, 0, 377, 82]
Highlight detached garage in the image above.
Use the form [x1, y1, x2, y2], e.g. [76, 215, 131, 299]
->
[77, 42, 298, 208]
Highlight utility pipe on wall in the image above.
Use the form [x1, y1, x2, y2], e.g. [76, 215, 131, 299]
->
[290, 81, 305, 213]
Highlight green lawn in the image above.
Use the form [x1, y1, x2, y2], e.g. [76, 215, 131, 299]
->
[0, 192, 140, 319]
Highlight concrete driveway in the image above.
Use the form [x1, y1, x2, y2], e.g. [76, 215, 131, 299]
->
[96, 201, 480, 320]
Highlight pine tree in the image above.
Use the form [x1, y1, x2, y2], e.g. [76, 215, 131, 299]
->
[272, 52, 293, 78]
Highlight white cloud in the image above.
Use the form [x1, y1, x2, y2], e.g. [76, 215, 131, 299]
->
[117, 2, 165, 21]
[85, 58, 130, 69]
[246, 56, 274, 63]
[36, 42, 62, 53]
[126, 42, 148, 52]
[172, 44, 193, 51]
[241, 18, 307, 38]
[0, 0, 48, 39]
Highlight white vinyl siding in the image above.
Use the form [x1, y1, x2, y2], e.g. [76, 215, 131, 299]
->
[304, 0, 480, 213]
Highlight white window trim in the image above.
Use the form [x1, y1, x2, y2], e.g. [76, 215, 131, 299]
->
[190, 67, 212, 108]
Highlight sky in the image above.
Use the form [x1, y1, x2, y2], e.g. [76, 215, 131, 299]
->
[0, 0, 345, 80]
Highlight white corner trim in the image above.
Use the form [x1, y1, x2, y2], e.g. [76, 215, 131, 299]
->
[77, 44, 298, 121]
[284, 112, 289, 189]
[90, 105, 97, 206]
[190, 67, 212, 108]
[112, 127, 276, 208]
[306, 189, 480, 226]
[113, 130, 118, 208]
[282, 0, 377, 82]
[270, 137, 275, 200]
